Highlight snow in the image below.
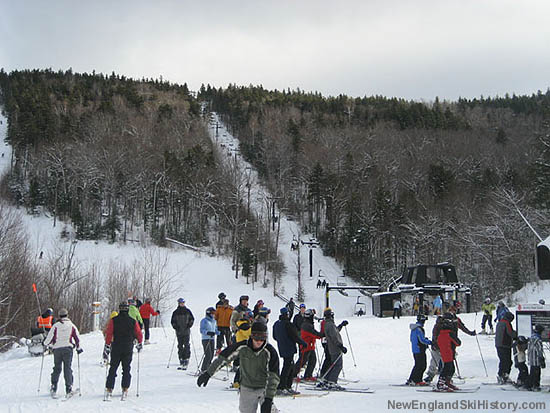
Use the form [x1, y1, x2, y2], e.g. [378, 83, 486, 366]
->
[2, 110, 549, 411]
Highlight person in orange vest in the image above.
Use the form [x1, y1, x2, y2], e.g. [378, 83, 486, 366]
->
[139, 298, 160, 344]
[37, 308, 55, 332]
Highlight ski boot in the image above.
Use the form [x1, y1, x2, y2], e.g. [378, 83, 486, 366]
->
[423, 375, 433, 384]
[121, 387, 129, 400]
[104, 388, 113, 401]
[480, 327, 486, 335]
[50, 384, 57, 399]
[447, 380, 459, 391]
[489, 327, 494, 334]
[437, 377, 451, 392]
[144, 339, 150, 345]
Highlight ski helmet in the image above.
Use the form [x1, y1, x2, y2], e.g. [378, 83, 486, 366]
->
[484, 297, 491, 304]
[280, 307, 289, 316]
[239, 295, 249, 302]
[324, 307, 334, 318]
[119, 302, 129, 312]
[128, 298, 136, 305]
[539, 299, 546, 305]
[177, 297, 185, 304]
[304, 308, 314, 318]
[206, 306, 216, 316]
[416, 314, 428, 324]
[299, 303, 306, 309]
[258, 307, 271, 316]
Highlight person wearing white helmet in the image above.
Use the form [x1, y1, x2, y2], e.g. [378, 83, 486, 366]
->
[481, 297, 495, 334]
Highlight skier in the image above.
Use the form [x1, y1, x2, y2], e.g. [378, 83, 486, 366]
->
[436, 314, 461, 391]
[216, 292, 226, 308]
[494, 301, 509, 323]
[253, 299, 265, 318]
[296, 308, 323, 381]
[199, 307, 219, 373]
[481, 297, 496, 334]
[232, 310, 254, 387]
[37, 308, 55, 333]
[43, 308, 82, 398]
[393, 299, 402, 319]
[495, 311, 516, 384]
[448, 306, 476, 337]
[318, 308, 348, 389]
[139, 298, 160, 344]
[273, 307, 307, 395]
[197, 322, 280, 413]
[285, 297, 295, 319]
[424, 315, 443, 383]
[230, 295, 250, 336]
[292, 303, 306, 331]
[513, 335, 529, 388]
[215, 298, 233, 352]
[132, 295, 143, 308]
[171, 297, 195, 370]
[406, 314, 432, 386]
[128, 298, 144, 328]
[104, 302, 143, 400]
[527, 325, 545, 391]
[316, 279, 322, 288]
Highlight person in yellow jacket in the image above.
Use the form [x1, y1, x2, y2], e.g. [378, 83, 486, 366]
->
[231, 311, 254, 388]
[481, 297, 496, 334]
[128, 298, 143, 328]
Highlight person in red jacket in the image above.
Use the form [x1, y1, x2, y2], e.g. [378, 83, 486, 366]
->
[437, 315, 461, 391]
[296, 309, 323, 381]
[139, 298, 160, 344]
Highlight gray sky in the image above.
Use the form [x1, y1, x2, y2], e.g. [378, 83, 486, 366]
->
[1, 0, 549, 100]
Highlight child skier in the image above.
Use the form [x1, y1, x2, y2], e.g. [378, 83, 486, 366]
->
[527, 325, 545, 391]
[436, 314, 461, 391]
[512, 335, 529, 388]
[407, 314, 432, 385]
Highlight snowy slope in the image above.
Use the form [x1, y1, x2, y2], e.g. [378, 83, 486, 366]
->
[2, 110, 549, 412]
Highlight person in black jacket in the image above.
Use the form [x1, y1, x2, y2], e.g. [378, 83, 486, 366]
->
[293, 304, 306, 331]
[104, 302, 143, 400]
[495, 311, 517, 384]
[171, 297, 195, 369]
[273, 307, 307, 395]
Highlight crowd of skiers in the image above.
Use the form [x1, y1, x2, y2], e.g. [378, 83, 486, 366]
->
[406, 297, 546, 392]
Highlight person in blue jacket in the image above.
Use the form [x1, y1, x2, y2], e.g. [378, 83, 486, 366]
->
[199, 307, 219, 373]
[494, 301, 509, 323]
[406, 314, 432, 385]
[272, 307, 307, 395]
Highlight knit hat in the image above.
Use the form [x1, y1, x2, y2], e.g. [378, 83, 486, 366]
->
[250, 321, 268, 341]
[280, 307, 289, 315]
[119, 302, 129, 312]
[58, 308, 68, 317]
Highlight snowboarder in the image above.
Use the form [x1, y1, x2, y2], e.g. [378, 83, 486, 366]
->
[527, 325, 545, 391]
[406, 314, 432, 386]
[296, 308, 323, 381]
[436, 314, 461, 391]
[273, 307, 307, 395]
[495, 311, 516, 384]
[215, 298, 233, 351]
[104, 302, 143, 400]
[318, 308, 348, 389]
[43, 308, 82, 398]
[424, 315, 443, 383]
[139, 298, 160, 344]
[230, 295, 250, 336]
[37, 308, 55, 333]
[285, 297, 295, 319]
[171, 297, 195, 370]
[292, 303, 306, 331]
[513, 335, 529, 388]
[393, 299, 402, 319]
[481, 297, 496, 334]
[197, 322, 280, 413]
[128, 298, 144, 329]
[199, 307, 219, 373]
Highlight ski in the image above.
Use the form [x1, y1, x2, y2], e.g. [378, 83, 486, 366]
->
[186, 372, 229, 381]
[310, 386, 374, 394]
[177, 366, 188, 370]
[390, 383, 431, 387]
[482, 382, 514, 386]
[339, 378, 361, 384]
[417, 386, 480, 393]
[289, 391, 330, 398]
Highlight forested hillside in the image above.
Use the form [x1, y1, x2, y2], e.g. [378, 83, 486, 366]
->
[1, 69, 550, 307]
[199, 84, 550, 299]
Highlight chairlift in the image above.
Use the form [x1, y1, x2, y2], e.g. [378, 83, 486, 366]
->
[355, 297, 367, 316]
[337, 275, 347, 286]
[337, 289, 349, 297]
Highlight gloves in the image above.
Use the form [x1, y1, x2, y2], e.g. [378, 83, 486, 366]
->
[197, 371, 211, 387]
[341, 346, 348, 354]
[207, 331, 216, 337]
[156, 310, 160, 315]
[340, 320, 349, 327]
[76, 348, 83, 354]
[470, 330, 477, 336]
[103, 344, 111, 360]
[260, 397, 273, 413]
[136, 343, 143, 352]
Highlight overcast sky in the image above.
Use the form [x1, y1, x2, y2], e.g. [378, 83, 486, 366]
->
[1, 0, 549, 101]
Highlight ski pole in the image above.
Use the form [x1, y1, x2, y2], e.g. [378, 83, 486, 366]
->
[475, 334, 488, 377]
[344, 325, 357, 367]
[454, 358, 462, 379]
[293, 348, 306, 395]
[316, 346, 326, 378]
[37, 351, 45, 393]
[159, 313, 167, 339]
[136, 348, 140, 397]
[319, 352, 344, 382]
[190, 333, 200, 370]
[103, 358, 110, 401]
[167, 335, 176, 368]
[77, 351, 82, 396]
